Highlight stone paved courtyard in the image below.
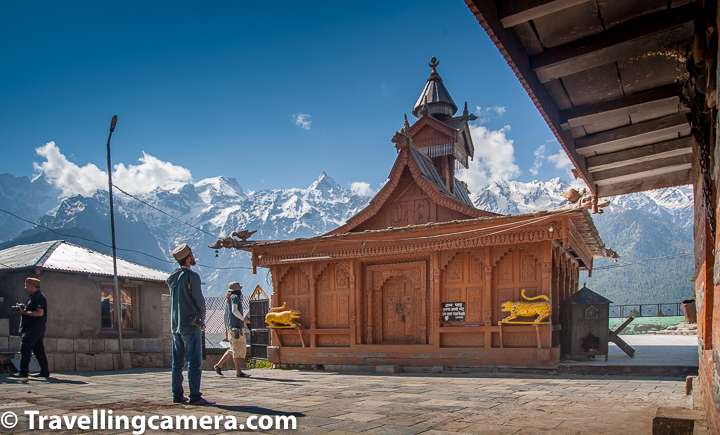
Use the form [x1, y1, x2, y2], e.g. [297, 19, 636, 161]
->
[0, 368, 692, 434]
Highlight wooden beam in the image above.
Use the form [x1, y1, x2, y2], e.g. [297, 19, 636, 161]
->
[596, 168, 692, 196]
[531, 3, 695, 83]
[499, 0, 591, 28]
[463, 0, 598, 194]
[561, 84, 682, 130]
[593, 154, 692, 183]
[586, 137, 691, 172]
[575, 113, 690, 156]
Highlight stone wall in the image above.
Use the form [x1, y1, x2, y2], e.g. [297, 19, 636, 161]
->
[0, 294, 172, 372]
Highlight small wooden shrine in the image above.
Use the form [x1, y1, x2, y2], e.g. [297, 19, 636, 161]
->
[229, 59, 613, 369]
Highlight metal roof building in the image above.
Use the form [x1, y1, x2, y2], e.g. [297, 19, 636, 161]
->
[0, 240, 168, 282]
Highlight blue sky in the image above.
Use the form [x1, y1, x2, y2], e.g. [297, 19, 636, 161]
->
[0, 1, 573, 197]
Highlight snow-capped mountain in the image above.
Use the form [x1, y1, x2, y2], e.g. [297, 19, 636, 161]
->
[1, 172, 370, 296]
[0, 174, 62, 242]
[0, 171, 695, 302]
[471, 177, 693, 228]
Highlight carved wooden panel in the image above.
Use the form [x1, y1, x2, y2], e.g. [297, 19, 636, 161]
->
[299, 276, 310, 294]
[439, 250, 461, 270]
[468, 287, 483, 323]
[280, 333, 308, 347]
[390, 203, 408, 226]
[314, 261, 331, 279]
[445, 288, 461, 302]
[469, 250, 485, 282]
[338, 295, 349, 326]
[316, 296, 330, 327]
[298, 299, 310, 326]
[319, 269, 331, 291]
[285, 271, 296, 295]
[498, 255, 513, 283]
[502, 333, 537, 348]
[522, 287, 537, 298]
[491, 246, 513, 265]
[299, 263, 312, 281]
[336, 261, 350, 289]
[446, 256, 463, 282]
[415, 199, 430, 224]
[520, 252, 537, 282]
[440, 334, 484, 348]
[317, 335, 350, 347]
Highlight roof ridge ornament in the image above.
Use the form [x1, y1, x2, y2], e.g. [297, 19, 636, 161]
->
[428, 56, 441, 81]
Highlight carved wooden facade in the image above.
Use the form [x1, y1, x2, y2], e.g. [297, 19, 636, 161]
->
[248, 209, 605, 369]
[239, 61, 608, 369]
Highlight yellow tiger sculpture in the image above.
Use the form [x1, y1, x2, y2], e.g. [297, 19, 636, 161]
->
[499, 289, 551, 324]
[265, 302, 302, 328]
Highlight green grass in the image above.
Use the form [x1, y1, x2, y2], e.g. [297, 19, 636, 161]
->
[246, 359, 272, 369]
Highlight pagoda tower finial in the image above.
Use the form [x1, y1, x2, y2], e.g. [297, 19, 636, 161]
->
[404, 113, 410, 131]
[412, 57, 458, 120]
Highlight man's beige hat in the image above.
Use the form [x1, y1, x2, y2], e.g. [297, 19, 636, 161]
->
[25, 277, 40, 286]
[172, 243, 192, 261]
[228, 282, 242, 292]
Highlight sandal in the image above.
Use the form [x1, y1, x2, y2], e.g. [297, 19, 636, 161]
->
[236, 372, 251, 378]
[213, 365, 223, 376]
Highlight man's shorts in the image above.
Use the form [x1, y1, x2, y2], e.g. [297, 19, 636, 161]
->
[229, 331, 246, 359]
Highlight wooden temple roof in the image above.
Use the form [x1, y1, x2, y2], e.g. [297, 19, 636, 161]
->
[327, 138, 496, 236]
[464, 0, 694, 197]
[239, 207, 610, 270]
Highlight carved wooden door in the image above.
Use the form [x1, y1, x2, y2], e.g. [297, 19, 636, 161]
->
[365, 261, 427, 345]
[382, 277, 415, 343]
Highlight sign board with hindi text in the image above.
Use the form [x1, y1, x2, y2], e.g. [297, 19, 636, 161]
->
[442, 302, 466, 322]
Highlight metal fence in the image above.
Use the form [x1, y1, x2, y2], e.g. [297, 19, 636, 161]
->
[204, 295, 250, 349]
[609, 303, 683, 318]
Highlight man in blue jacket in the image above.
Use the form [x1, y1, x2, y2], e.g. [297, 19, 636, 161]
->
[167, 243, 214, 405]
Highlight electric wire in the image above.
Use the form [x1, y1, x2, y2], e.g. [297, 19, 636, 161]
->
[589, 252, 692, 271]
[111, 183, 221, 239]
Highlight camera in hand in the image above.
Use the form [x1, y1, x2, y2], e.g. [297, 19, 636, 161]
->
[188, 315, 205, 328]
[11, 303, 26, 312]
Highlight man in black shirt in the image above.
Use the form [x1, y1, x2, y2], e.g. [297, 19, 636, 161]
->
[12, 277, 49, 378]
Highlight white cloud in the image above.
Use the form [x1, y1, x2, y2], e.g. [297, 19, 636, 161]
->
[529, 144, 547, 176]
[112, 152, 192, 194]
[547, 149, 572, 168]
[350, 181, 374, 197]
[33, 142, 193, 198]
[292, 113, 312, 130]
[547, 148, 574, 177]
[474, 105, 506, 124]
[33, 142, 107, 197]
[456, 124, 521, 193]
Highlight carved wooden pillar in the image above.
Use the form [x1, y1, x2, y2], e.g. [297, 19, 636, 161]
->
[431, 251, 441, 347]
[309, 274, 317, 348]
[270, 266, 279, 347]
[349, 265, 357, 347]
[484, 244, 493, 347]
[366, 271, 374, 344]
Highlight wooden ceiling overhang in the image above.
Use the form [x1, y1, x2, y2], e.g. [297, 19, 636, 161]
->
[464, 0, 695, 197]
[241, 208, 608, 272]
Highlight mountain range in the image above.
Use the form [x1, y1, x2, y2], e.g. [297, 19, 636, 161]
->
[0, 172, 694, 303]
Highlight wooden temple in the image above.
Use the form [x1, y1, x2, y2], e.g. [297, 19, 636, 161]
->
[235, 59, 614, 369]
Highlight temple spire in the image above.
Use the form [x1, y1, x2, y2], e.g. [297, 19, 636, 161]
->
[412, 57, 458, 120]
